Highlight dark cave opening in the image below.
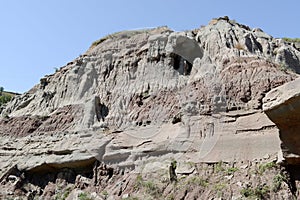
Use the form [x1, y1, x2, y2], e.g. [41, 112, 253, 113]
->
[24, 158, 96, 188]
[172, 53, 192, 75]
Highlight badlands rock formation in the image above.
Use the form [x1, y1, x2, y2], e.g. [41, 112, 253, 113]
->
[1, 17, 300, 199]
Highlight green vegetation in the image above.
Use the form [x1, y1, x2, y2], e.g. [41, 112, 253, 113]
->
[134, 174, 161, 198]
[90, 29, 152, 49]
[55, 187, 72, 200]
[102, 190, 108, 198]
[78, 192, 93, 200]
[213, 182, 227, 191]
[0, 95, 12, 106]
[0, 87, 13, 107]
[214, 161, 225, 173]
[258, 162, 276, 174]
[143, 180, 161, 195]
[278, 63, 296, 73]
[272, 173, 287, 192]
[282, 37, 300, 43]
[166, 194, 175, 200]
[123, 197, 139, 200]
[226, 167, 239, 175]
[279, 63, 288, 72]
[90, 26, 170, 49]
[0, 87, 20, 108]
[134, 174, 143, 190]
[186, 176, 209, 187]
[240, 185, 270, 199]
[213, 182, 227, 198]
[213, 161, 239, 175]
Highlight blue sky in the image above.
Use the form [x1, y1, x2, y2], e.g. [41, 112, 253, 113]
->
[1, 0, 299, 93]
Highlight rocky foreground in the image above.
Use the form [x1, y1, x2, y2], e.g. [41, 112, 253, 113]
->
[1, 17, 300, 199]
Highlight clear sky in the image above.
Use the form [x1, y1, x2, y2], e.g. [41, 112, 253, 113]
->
[1, 0, 299, 93]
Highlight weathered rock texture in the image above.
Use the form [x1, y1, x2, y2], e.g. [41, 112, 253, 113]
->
[264, 78, 300, 165]
[1, 17, 300, 198]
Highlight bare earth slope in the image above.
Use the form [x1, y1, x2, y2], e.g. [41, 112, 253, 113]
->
[1, 17, 300, 199]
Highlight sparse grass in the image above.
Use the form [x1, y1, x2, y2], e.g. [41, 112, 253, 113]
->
[78, 192, 93, 200]
[144, 180, 160, 194]
[240, 185, 270, 199]
[279, 63, 288, 72]
[213, 182, 227, 198]
[133, 174, 161, 198]
[90, 28, 159, 49]
[102, 190, 108, 199]
[213, 162, 238, 175]
[55, 187, 72, 200]
[166, 193, 175, 200]
[283, 37, 300, 43]
[0, 88, 17, 107]
[226, 167, 238, 175]
[255, 185, 270, 199]
[0, 94, 12, 107]
[123, 197, 139, 200]
[278, 63, 296, 73]
[213, 182, 227, 191]
[272, 173, 287, 192]
[214, 161, 225, 173]
[134, 174, 143, 190]
[186, 176, 209, 187]
[240, 187, 255, 198]
[258, 162, 276, 174]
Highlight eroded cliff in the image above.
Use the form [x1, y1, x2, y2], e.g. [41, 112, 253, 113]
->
[1, 17, 300, 199]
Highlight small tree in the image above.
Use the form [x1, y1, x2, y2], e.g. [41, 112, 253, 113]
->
[0, 87, 3, 95]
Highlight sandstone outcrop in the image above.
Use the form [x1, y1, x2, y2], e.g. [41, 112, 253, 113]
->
[264, 78, 300, 164]
[1, 17, 300, 198]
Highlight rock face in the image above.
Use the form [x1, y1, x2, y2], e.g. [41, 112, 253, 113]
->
[263, 78, 300, 164]
[1, 17, 300, 198]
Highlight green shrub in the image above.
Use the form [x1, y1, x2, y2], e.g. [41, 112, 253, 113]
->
[272, 173, 287, 192]
[102, 190, 108, 198]
[255, 185, 270, 199]
[78, 192, 92, 200]
[144, 180, 160, 194]
[133, 174, 161, 198]
[214, 161, 225, 173]
[0, 94, 12, 107]
[279, 63, 288, 72]
[240, 187, 255, 197]
[226, 167, 238, 175]
[213, 183, 227, 191]
[258, 162, 276, 174]
[134, 174, 143, 190]
[240, 185, 270, 199]
[55, 187, 72, 200]
[166, 193, 175, 200]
